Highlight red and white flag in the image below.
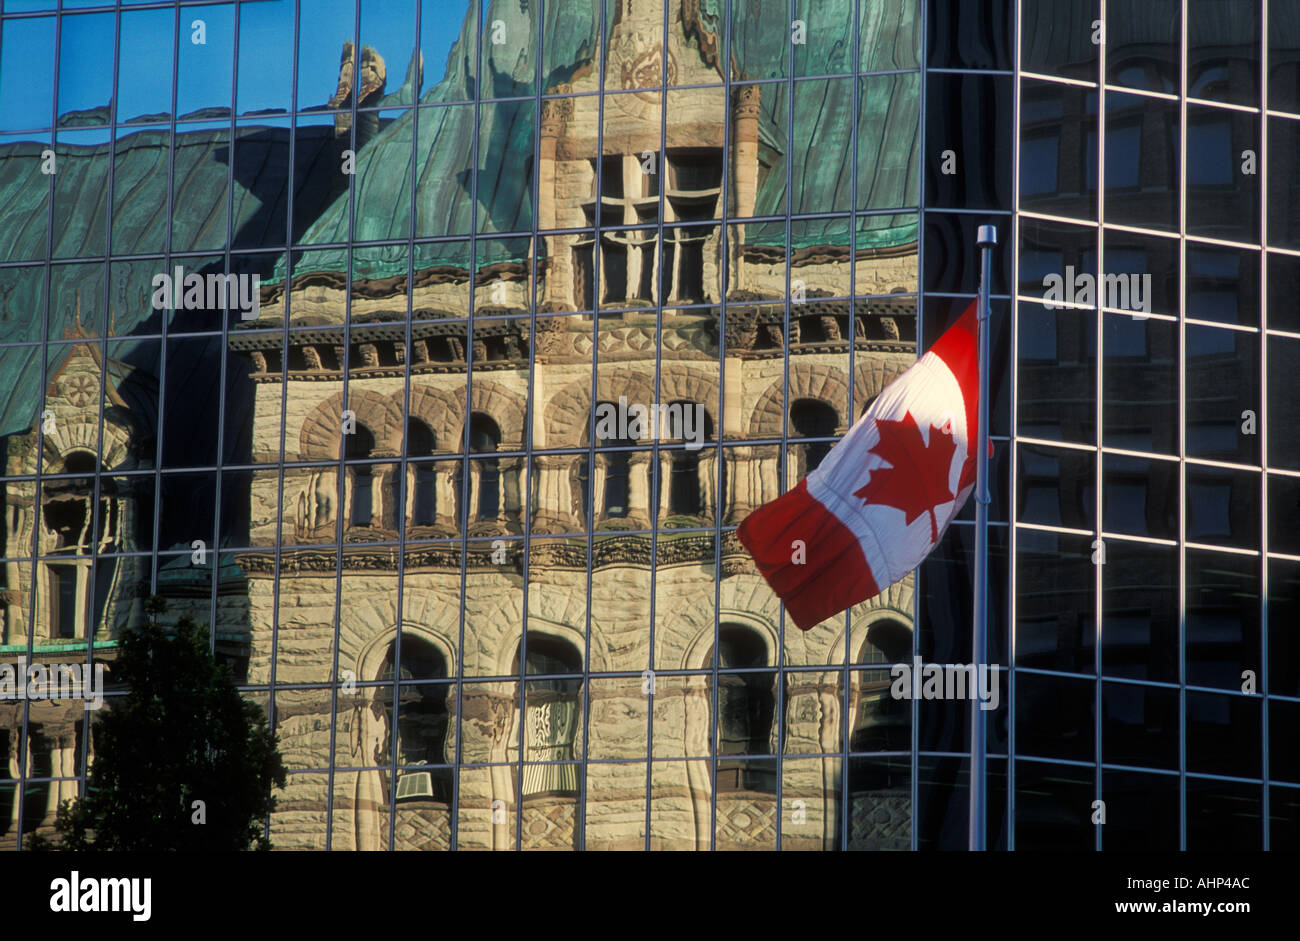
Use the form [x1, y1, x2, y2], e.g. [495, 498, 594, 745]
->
[737, 302, 981, 630]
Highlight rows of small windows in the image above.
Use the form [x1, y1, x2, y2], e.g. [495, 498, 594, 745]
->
[5, 392, 848, 549]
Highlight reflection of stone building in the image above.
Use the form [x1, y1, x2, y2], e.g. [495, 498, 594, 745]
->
[0, 318, 152, 842]
[0, 0, 922, 850]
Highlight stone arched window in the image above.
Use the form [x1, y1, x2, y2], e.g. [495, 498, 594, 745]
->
[790, 398, 839, 476]
[514, 635, 582, 797]
[595, 401, 633, 519]
[40, 451, 117, 640]
[404, 418, 437, 527]
[468, 413, 502, 522]
[42, 451, 106, 554]
[850, 620, 912, 753]
[708, 624, 776, 793]
[345, 422, 378, 528]
[665, 403, 712, 518]
[378, 635, 451, 803]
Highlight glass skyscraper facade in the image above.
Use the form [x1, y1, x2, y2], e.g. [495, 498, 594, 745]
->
[1013, 0, 1298, 850]
[0, 0, 1292, 852]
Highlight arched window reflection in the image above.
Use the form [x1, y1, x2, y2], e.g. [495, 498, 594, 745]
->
[709, 624, 776, 793]
[345, 423, 377, 528]
[850, 620, 911, 753]
[515, 635, 582, 797]
[469, 413, 502, 521]
[595, 401, 633, 519]
[405, 419, 437, 527]
[378, 636, 451, 804]
[40, 451, 118, 641]
[791, 398, 839, 476]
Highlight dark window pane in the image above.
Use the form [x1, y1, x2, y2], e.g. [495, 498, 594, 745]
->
[1186, 326, 1259, 465]
[1014, 759, 1094, 850]
[1272, 699, 1300, 784]
[924, 212, 1010, 295]
[1267, 117, 1300, 249]
[1106, 0, 1179, 94]
[1020, 0, 1099, 83]
[913, 757, 976, 850]
[1269, 559, 1300, 698]
[1187, 245, 1258, 327]
[1186, 549, 1260, 692]
[1269, 335, 1300, 471]
[1015, 529, 1095, 672]
[1102, 540, 1179, 683]
[1186, 690, 1261, 778]
[1018, 80, 1097, 220]
[1267, 252, 1300, 333]
[1019, 216, 1096, 299]
[925, 73, 1012, 211]
[1270, 785, 1300, 849]
[1104, 93, 1179, 232]
[1103, 455, 1178, 540]
[159, 472, 217, 554]
[1269, 474, 1300, 557]
[1185, 466, 1260, 549]
[1103, 314, 1177, 455]
[850, 671, 911, 753]
[1016, 302, 1097, 444]
[1102, 682, 1179, 769]
[928, 0, 1012, 69]
[1017, 443, 1095, 530]
[1017, 673, 1095, 762]
[1103, 230, 1179, 319]
[1186, 106, 1260, 244]
[1102, 770, 1179, 850]
[1269, 0, 1300, 114]
[1187, 777, 1262, 850]
[1189, 0, 1261, 106]
[162, 337, 222, 468]
[920, 523, 1009, 666]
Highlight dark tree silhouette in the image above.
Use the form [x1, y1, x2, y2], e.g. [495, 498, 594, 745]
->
[32, 596, 285, 851]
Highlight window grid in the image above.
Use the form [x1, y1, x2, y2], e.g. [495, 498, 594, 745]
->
[1013, 0, 1296, 850]
[5, 0, 1293, 852]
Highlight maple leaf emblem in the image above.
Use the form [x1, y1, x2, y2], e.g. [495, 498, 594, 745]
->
[853, 411, 958, 543]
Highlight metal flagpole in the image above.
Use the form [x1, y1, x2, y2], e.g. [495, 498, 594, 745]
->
[969, 224, 997, 851]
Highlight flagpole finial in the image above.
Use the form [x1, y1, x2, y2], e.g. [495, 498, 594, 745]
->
[977, 224, 998, 247]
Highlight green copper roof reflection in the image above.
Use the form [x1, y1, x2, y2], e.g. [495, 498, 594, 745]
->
[0, 0, 919, 437]
[0, 124, 335, 438]
[278, 0, 919, 284]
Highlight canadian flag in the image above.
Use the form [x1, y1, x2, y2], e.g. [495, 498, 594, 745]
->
[737, 301, 981, 630]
